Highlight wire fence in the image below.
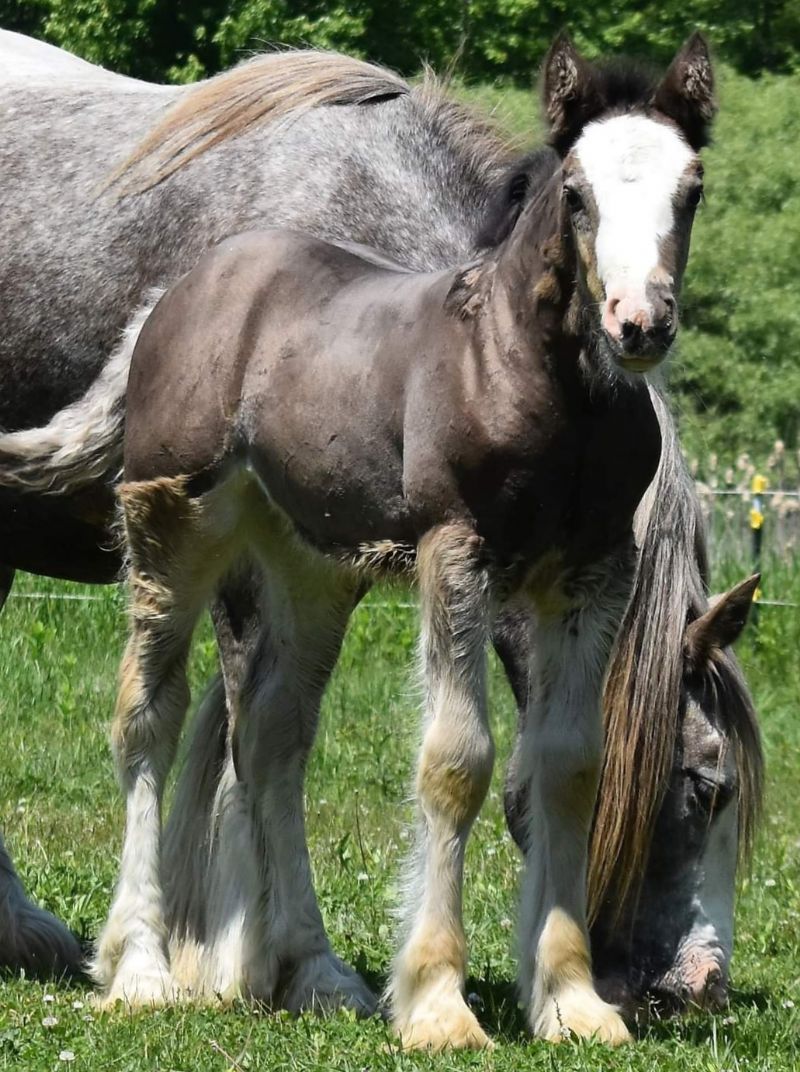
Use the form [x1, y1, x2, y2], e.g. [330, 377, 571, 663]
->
[5, 476, 798, 610]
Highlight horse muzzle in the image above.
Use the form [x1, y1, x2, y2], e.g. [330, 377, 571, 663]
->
[602, 285, 678, 371]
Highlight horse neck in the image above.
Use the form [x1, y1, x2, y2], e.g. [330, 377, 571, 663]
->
[488, 180, 576, 351]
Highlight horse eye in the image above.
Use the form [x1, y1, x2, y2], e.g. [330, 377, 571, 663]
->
[563, 185, 584, 213]
[687, 771, 734, 812]
[687, 185, 705, 210]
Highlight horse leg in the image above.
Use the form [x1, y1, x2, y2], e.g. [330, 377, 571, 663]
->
[232, 561, 376, 1015]
[164, 562, 268, 1001]
[516, 548, 633, 1044]
[0, 565, 85, 975]
[93, 476, 234, 1008]
[390, 523, 495, 1050]
[0, 566, 14, 611]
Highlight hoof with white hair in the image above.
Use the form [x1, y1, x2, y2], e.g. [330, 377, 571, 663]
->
[280, 951, 378, 1016]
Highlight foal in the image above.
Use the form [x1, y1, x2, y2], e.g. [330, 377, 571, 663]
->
[98, 42, 711, 1048]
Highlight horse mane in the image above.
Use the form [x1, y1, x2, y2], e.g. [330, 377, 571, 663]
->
[588, 387, 763, 919]
[475, 147, 561, 249]
[108, 50, 410, 195]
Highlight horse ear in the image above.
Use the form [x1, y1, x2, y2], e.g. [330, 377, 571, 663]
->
[542, 32, 596, 154]
[652, 32, 716, 150]
[684, 574, 760, 669]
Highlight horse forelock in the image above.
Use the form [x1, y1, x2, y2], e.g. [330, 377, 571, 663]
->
[706, 647, 764, 871]
[108, 50, 411, 196]
[588, 387, 707, 920]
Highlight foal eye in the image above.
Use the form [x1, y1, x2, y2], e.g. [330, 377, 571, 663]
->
[686, 185, 705, 210]
[563, 185, 584, 213]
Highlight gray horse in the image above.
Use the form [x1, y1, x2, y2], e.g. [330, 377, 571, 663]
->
[0, 28, 760, 1015]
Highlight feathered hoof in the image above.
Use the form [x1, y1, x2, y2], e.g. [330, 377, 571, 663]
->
[532, 984, 631, 1045]
[393, 994, 493, 1051]
[94, 960, 182, 1012]
[280, 951, 378, 1017]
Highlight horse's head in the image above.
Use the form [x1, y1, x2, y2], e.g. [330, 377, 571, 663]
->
[543, 33, 715, 373]
[592, 575, 763, 1012]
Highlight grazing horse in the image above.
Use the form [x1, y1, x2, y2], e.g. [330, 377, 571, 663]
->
[498, 391, 762, 1011]
[99, 41, 715, 1047]
[0, 30, 761, 1012]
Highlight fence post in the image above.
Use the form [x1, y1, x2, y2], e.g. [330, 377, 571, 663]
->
[749, 474, 767, 630]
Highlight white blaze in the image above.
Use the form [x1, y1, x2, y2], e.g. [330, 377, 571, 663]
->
[575, 115, 694, 333]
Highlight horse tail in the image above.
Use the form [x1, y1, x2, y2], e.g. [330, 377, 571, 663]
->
[588, 386, 707, 920]
[109, 50, 410, 196]
[0, 290, 163, 496]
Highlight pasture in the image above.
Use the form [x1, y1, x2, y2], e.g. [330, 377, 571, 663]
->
[0, 550, 798, 1071]
[0, 47, 799, 1071]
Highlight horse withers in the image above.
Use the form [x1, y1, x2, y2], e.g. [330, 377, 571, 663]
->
[98, 42, 713, 1047]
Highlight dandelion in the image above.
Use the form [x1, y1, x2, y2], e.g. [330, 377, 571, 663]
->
[42, 1016, 59, 1028]
[58, 1051, 76, 1063]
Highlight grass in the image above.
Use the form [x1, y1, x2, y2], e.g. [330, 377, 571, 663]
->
[0, 548, 798, 1071]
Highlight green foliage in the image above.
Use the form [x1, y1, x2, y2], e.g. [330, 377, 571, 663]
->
[671, 67, 800, 459]
[4, 0, 799, 82]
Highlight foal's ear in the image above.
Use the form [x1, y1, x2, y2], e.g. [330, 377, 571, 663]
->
[542, 32, 597, 154]
[652, 32, 716, 150]
[684, 574, 760, 669]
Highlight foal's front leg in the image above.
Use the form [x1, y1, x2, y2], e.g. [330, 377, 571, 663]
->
[391, 524, 495, 1050]
[517, 552, 633, 1044]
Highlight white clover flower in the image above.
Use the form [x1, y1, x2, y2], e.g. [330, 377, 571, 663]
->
[42, 1016, 58, 1028]
[58, 1051, 76, 1063]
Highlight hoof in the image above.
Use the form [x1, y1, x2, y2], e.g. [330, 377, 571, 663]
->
[281, 952, 378, 1017]
[95, 954, 180, 1012]
[393, 993, 493, 1051]
[533, 984, 631, 1045]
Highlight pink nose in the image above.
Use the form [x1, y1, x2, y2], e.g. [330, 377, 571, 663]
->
[602, 286, 677, 357]
[684, 963, 728, 1009]
[602, 295, 653, 339]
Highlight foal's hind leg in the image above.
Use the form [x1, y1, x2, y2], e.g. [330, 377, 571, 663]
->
[232, 559, 376, 1015]
[516, 550, 633, 1044]
[391, 524, 495, 1050]
[94, 477, 233, 1008]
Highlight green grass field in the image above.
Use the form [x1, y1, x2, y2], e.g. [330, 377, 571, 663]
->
[0, 549, 798, 1071]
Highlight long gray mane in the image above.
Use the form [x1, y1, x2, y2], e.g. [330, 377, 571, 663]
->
[590, 384, 763, 916]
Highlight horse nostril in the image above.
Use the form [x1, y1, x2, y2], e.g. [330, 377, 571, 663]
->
[620, 320, 643, 349]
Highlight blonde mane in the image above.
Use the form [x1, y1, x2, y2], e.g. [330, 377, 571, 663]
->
[109, 50, 410, 195]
